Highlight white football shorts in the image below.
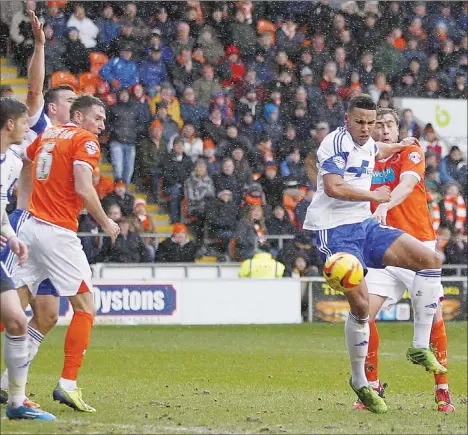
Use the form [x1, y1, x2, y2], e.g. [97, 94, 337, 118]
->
[11, 217, 93, 297]
[366, 240, 444, 310]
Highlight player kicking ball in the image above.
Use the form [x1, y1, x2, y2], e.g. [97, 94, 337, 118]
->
[304, 94, 446, 414]
[0, 97, 55, 420]
[351, 108, 454, 413]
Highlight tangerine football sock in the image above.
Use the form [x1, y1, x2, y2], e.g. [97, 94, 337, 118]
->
[365, 320, 380, 384]
[60, 311, 94, 390]
[430, 319, 448, 387]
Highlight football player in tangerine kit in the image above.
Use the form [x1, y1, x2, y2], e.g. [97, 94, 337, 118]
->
[10, 95, 120, 412]
[352, 107, 454, 412]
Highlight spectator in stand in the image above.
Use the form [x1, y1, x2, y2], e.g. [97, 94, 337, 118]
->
[131, 84, 152, 135]
[102, 180, 135, 218]
[235, 69, 266, 104]
[424, 54, 451, 95]
[197, 26, 224, 65]
[62, 27, 90, 75]
[236, 109, 262, 146]
[451, 71, 468, 99]
[200, 139, 220, 176]
[206, 188, 238, 254]
[288, 103, 313, 142]
[10, 1, 36, 76]
[153, 101, 179, 143]
[374, 32, 405, 82]
[108, 20, 138, 58]
[444, 230, 468, 267]
[184, 160, 215, 244]
[171, 21, 195, 57]
[95, 3, 119, 52]
[277, 233, 322, 274]
[439, 146, 466, 185]
[218, 45, 246, 89]
[403, 38, 427, 64]
[394, 60, 423, 98]
[201, 106, 227, 144]
[228, 7, 256, 60]
[0, 85, 13, 98]
[94, 217, 150, 263]
[136, 120, 167, 202]
[193, 65, 222, 109]
[259, 104, 283, 147]
[100, 44, 138, 90]
[213, 158, 243, 206]
[155, 223, 197, 263]
[78, 210, 100, 262]
[146, 31, 174, 64]
[421, 75, 443, 99]
[128, 198, 157, 261]
[250, 136, 275, 173]
[235, 205, 267, 261]
[275, 14, 305, 63]
[180, 87, 208, 128]
[92, 167, 114, 200]
[43, 23, 66, 79]
[138, 46, 169, 97]
[400, 108, 421, 139]
[317, 86, 345, 131]
[368, 72, 392, 104]
[443, 182, 467, 233]
[121, 2, 149, 44]
[319, 61, 343, 95]
[257, 161, 284, 208]
[231, 146, 253, 187]
[66, 3, 99, 49]
[357, 51, 376, 93]
[299, 67, 324, 111]
[108, 88, 144, 186]
[294, 187, 315, 230]
[265, 205, 297, 250]
[152, 6, 177, 42]
[167, 123, 203, 163]
[44, 1, 67, 38]
[106, 203, 122, 222]
[160, 137, 194, 223]
[171, 46, 203, 95]
[150, 82, 183, 127]
[280, 146, 309, 188]
[217, 123, 251, 158]
[420, 123, 442, 163]
[206, 5, 230, 46]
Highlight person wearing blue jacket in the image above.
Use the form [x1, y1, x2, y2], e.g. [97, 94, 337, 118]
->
[95, 4, 120, 52]
[138, 46, 169, 97]
[100, 44, 138, 90]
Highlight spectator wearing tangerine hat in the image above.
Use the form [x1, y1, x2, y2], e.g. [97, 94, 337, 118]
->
[136, 119, 168, 202]
[102, 179, 135, 217]
[92, 167, 114, 200]
[155, 223, 197, 262]
[129, 198, 157, 260]
[200, 139, 220, 176]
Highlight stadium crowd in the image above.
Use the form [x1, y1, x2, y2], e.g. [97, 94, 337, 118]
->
[2, 0, 467, 274]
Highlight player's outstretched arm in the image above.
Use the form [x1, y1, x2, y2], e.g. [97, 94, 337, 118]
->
[74, 164, 120, 242]
[26, 10, 45, 117]
[323, 173, 391, 203]
[375, 137, 420, 160]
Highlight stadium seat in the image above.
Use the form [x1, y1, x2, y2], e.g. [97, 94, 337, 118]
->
[78, 72, 103, 94]
[89, 52, 109, 75]
[49, 71, 77, 90]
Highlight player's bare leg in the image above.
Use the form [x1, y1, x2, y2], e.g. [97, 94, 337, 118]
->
[353, 294, 387, 410]
[53, 283, 96, 412]
[345, 281, 387, 413]
[383, 233, 446, 374]
[0, 288, 58, 406]
[431, 305, 454, 412]
[0, 285, 55, 420]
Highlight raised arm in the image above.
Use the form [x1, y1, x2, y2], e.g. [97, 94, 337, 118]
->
[375, 137, 420, 160]
[323, 173, 390, 203]
[26, 10, 45, 117]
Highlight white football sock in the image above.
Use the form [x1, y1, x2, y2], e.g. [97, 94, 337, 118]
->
[410, 269, 440, 348]
[345, 311, 370, 390]
[27, 325, 43, 364]
[1, 325, 44, 391]
[59, 378, 77, 391]
[4, 333, 29, 408]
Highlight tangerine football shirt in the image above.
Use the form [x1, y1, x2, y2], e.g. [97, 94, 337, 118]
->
[26, 123, 100, 232]
[371, 145, 436, 242]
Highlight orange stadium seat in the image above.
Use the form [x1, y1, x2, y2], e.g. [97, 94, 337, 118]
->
[49, 71, 77, 90]
[78, 72, 103, 94]
[89, 52, 109, 75]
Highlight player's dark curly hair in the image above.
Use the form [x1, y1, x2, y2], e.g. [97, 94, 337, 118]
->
[70, 94, 105, 119]
[347, 94, 376, 112]
[0, 97, 27, 129]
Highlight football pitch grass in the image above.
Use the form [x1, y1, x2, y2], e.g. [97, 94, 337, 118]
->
[1, 322, 467, 434]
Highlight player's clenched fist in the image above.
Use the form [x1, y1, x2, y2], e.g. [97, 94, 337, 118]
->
[8, 236, 28, 265]
[103, 218, 120, 243]
[372, 185, 391, 203]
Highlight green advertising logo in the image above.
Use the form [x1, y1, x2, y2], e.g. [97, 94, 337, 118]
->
[436, 105, 450, 127]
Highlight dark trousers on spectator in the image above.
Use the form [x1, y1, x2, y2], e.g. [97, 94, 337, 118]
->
[110, 141, 136, 186]
[149, 167, 160, 204]
[12, 42, 33, 77]
[165, 184, 182, 223]
[215, 229, 235, 254]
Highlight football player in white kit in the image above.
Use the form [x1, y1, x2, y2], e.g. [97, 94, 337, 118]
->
[304, 94, 446, 413]
[0, 97, 55, 420]
[0, 10, 76, 409]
